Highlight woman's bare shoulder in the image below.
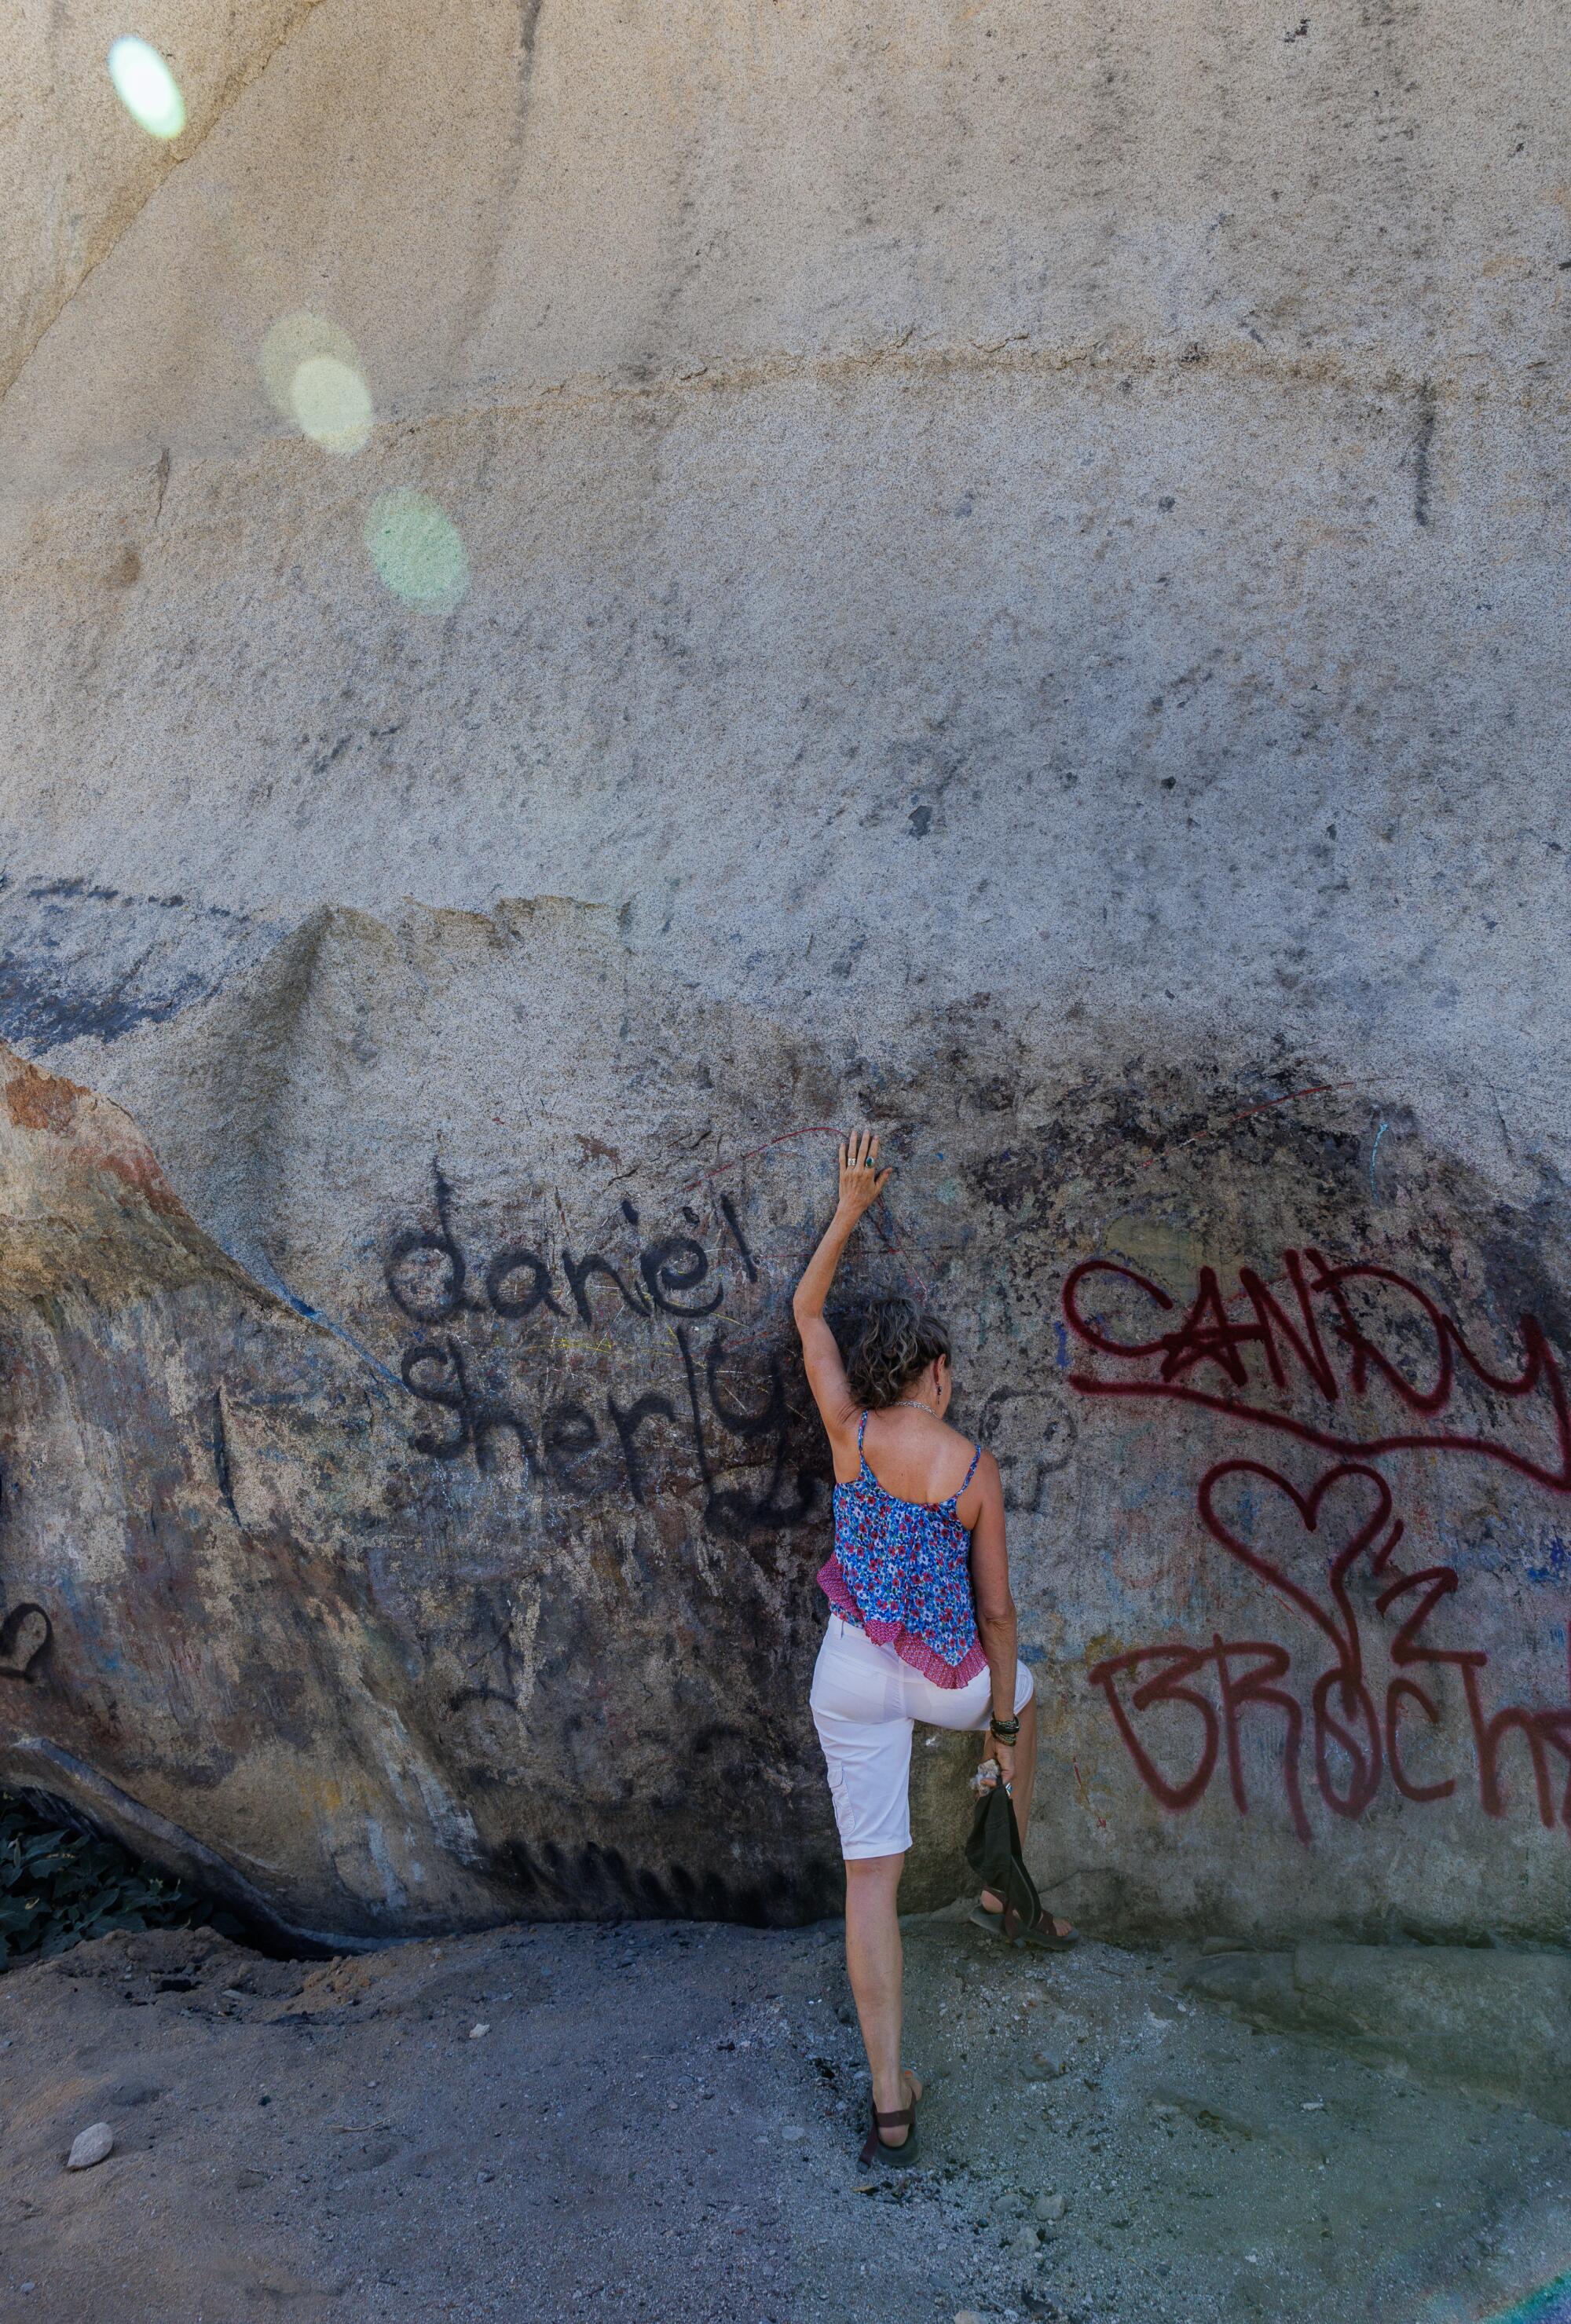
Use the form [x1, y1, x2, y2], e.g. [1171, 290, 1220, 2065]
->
[862, 1408, 983, 1497]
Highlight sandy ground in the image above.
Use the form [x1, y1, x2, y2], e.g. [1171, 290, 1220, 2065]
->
[1, 1908, 1566, 2324]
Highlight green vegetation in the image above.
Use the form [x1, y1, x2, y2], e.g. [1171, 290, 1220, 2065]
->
[0, 1792, 239, 1967]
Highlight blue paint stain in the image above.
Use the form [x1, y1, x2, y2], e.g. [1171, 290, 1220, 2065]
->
[1054, 1319, 1069, 1369]
[1369, 1118, 1389, 1199]
[251, 1253, 404, 1394]
[1525, 1535, 1569, 1584]
[1482, 2262, 1571, 2324]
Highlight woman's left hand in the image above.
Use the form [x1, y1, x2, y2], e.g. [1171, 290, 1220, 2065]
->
[983, 1739, 1016, 1794]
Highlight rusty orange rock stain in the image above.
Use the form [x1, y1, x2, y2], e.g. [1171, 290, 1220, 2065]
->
[5, 1060, 81, 1136]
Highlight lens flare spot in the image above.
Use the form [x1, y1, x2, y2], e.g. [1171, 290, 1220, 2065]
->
[364, 490, 470, 613]
[262, 314, 373, 452]
[289, 355, 374, 454]
[107, 36, 186, 139]
[1486, 2267, 1571, 2323]
[261, 313, 360, 421]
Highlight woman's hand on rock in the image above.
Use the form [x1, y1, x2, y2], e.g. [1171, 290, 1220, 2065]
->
[837, 1129, 891, 1220]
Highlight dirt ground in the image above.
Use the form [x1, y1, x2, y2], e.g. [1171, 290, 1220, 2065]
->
[1, 1905, 1566, 2324]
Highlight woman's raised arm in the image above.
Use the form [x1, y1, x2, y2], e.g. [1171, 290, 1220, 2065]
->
[792, 1130, 891, 1440]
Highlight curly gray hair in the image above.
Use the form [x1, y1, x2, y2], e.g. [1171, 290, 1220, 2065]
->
[843, 1297, 952, 1411]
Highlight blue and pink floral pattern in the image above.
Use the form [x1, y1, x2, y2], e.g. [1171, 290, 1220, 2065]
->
[818, 1411, 987, 1687]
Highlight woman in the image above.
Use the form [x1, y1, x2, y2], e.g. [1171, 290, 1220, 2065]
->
[793, 1129, 1075, 2168]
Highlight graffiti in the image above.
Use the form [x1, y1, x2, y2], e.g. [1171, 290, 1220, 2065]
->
[976, 1385, 1078, 1516]
[1063, 1249, 1571, 1491]
[677, 1125, 841, 1195]
[397, 1322, 814, 1536]
[717, 1194, 759, 1283]
[683, 1125, 931, 1299]
[489, 1831, 837, 1928]
[384, 1169, 818, 1538]
[1070, 1253, 1571, 1839]
[0, 1603, 50, 1681]
[1138, 1081, 1360, 1172]
[1089, 1461, 1571, 1840]
[385, 1173, 750, 1331]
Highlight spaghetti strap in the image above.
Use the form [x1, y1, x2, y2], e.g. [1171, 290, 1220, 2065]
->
[857, 1411, 870, 1450]
[958, 1443, 982, 1497]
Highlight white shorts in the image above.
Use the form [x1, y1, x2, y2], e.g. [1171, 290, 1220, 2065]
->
[809, 1614, 1035, 1861]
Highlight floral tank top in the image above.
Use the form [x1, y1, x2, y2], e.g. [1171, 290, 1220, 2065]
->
[817, 1411, 986, 1688]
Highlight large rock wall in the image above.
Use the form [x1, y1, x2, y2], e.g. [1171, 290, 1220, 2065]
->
[0, 0, 1566, 1945]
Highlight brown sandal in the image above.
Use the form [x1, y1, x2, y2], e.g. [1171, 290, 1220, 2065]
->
[859, 2076, 921, 2169]
[968, 1900, 1079, 1950]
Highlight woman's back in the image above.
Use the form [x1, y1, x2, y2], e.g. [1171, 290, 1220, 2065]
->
[838, 1405, 982, 1510]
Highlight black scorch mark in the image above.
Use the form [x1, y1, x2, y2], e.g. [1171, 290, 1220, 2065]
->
[211, 1389, 240, 1523]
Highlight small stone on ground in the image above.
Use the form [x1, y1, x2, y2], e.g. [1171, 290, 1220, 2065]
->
[64, 2121, 114, 2171]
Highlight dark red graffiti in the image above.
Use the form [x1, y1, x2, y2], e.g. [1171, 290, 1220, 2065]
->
[1199, 1461, 1400, 1671]
[1089, 1453, 1571, 1841]
[1375, 1561, 1571, 1829]
[1062, 1249, 1571, 1492]
[1088, 1635, 1311, 1837]
[1199, 1460, 1396, 1824]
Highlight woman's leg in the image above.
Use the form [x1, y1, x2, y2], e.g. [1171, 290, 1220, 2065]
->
[844, 1854, 918, 2143]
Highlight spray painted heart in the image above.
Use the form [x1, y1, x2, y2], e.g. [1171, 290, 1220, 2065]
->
[1197, 1461, 1403, 1818]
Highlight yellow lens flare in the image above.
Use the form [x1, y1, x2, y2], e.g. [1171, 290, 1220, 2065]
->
[107, 36, 186, 140]
[364, 489, 469, 614]
[260, 315, 374, 454]
[290, 355, 373, 454]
